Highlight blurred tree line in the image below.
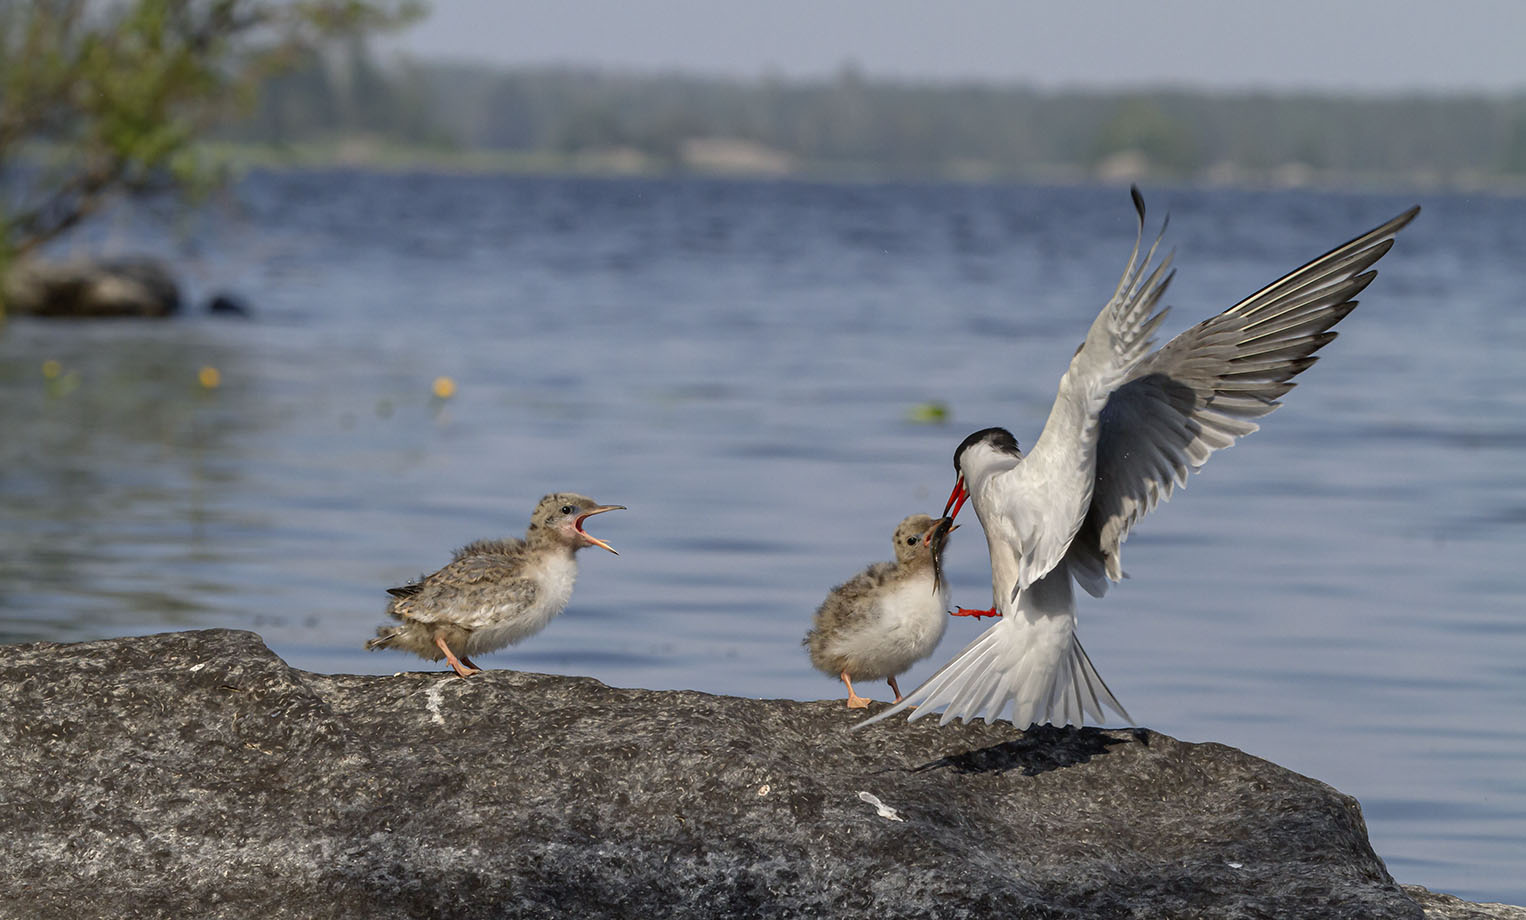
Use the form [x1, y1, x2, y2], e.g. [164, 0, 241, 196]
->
[229, 51, 1526, 184]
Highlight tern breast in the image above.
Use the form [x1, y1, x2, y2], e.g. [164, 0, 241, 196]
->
[463, 551, 580, 655]
[826, 569, 949, 681]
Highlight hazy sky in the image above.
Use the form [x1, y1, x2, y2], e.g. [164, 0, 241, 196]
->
[390, 0, 1526, 93]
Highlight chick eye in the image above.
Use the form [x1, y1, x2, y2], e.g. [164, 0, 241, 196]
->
[560, 505, 575, 515]
[906, 536, 919, 545]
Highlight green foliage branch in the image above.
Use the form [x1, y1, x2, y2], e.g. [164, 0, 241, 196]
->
[0, 0, 420, 293]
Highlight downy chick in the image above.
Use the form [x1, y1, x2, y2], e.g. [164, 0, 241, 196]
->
[366, 492, 624, 677]
[805, 514, 955, 708]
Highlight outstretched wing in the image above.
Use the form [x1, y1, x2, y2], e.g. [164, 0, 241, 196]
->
[997, 187, 1174, 593]
[1066, 204, 1420, 597]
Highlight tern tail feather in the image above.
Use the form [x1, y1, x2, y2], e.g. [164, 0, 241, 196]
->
[856, 571, 1130, 730]
[857, 620, 1130, 730]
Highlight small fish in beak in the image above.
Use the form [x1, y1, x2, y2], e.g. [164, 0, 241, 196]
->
[926, 516, 957, 590]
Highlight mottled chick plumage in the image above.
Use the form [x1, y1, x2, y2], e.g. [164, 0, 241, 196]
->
[804, 514, 954, 708]
[366, 492, 624, 677]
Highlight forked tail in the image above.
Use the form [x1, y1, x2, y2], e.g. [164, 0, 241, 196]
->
[855, 614, 1131, 730]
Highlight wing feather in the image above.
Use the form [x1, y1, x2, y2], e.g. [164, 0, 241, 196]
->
[1068, 205, 1418, 591]
[999, 187, 1175, 592]
[385, 548, 538, 625]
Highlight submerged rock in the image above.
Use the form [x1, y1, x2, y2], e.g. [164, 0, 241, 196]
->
[205, 291, 253, 317]
[0, 629, 1514, 919]
[2, 256, 181, 317]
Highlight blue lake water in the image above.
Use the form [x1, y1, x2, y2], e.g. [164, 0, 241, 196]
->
[1, 172, 1522, 903]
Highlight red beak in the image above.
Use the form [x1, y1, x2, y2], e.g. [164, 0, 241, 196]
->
[941, 475, 969, 522]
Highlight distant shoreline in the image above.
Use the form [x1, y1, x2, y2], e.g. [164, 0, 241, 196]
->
[206, 139, 1526, 197]
[212, 56, 1526, 198]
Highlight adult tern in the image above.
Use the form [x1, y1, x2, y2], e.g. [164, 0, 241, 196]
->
[862, 189, 1418, 729]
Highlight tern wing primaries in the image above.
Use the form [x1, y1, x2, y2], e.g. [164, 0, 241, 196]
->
[1004, 188, 1175, 593]
[1069, 205, 1420, 592]
[1051, 187, 1176, 425]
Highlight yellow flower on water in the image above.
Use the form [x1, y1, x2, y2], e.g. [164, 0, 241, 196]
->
[198, 366, 221, 389]
[432, 376, 456, 400]
[42, 359, 62, 380]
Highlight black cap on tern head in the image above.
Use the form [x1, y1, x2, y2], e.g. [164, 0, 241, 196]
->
[953, 427, 1021, 472]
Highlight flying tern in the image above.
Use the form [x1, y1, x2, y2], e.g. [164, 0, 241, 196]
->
[862, 189, 1418, 729]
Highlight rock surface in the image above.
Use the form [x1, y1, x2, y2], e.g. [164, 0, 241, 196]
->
[1405, 888, 1526, 920]
[0, 629, 1516, 919]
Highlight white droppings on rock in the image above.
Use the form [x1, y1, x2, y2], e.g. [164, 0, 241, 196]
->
[858, 791, 904, 822]
[424, 683, 446, 725]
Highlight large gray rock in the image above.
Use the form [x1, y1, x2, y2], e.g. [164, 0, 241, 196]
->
[0, 629, 1515, 919]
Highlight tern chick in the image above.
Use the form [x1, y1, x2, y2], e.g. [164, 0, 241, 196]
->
[804, 514, 956, 708]
[366, 492, 624, 677]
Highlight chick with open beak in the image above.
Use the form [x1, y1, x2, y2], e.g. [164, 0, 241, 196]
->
[804, 514, 956, 709]
[366, 492, 624, 677]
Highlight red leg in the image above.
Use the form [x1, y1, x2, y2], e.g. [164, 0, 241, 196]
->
[950, 607, 1002, 619]
[887, 675, 904, 704]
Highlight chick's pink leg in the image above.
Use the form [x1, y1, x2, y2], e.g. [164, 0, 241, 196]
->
[841, 671, 871, 709]
[434, 635, 481, 678]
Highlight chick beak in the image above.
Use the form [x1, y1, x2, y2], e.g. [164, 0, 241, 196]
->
[575, 505, 626, 554]
[923, 517, 958, 547]
[941, 475, 970, 522]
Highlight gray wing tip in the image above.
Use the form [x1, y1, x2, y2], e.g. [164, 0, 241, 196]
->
[1371, 205, 1420, 241]
[1126, 186, 1171, 236]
